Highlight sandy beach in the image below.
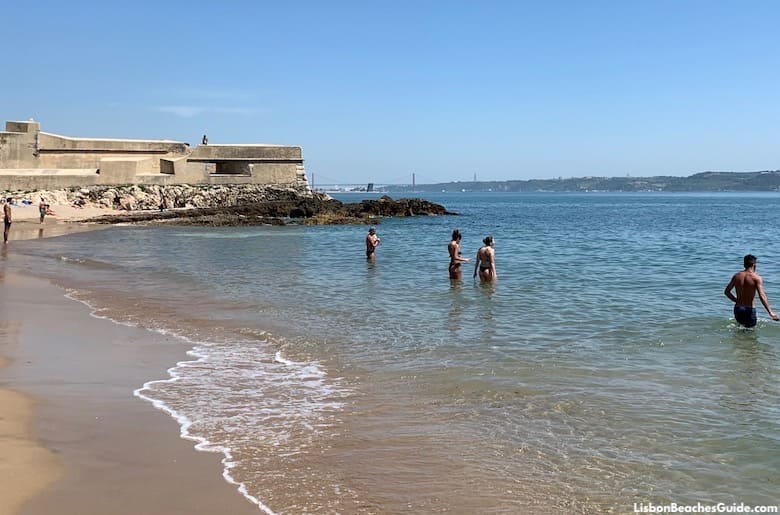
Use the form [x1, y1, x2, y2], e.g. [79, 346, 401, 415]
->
[0, 218, 260, 513]
[2, 201, 118, 242]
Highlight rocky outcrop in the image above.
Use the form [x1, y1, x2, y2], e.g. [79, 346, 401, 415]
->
[58, 188, 455, 226]
[339, 195, 451, 218]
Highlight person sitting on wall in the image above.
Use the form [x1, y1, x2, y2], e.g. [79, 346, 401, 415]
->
[202, 134, 208, 145]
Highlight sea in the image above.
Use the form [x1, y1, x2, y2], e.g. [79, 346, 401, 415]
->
[4, 192, 780, 514]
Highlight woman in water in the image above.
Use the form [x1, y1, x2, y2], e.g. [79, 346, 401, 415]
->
[473, 235, 497, 283]
[448, 229, 470, 279]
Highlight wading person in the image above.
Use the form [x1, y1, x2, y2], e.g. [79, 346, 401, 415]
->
[724, 254, 780, 327]
[365, 226, 380, 260]
[3, 198, 12, 244]
[448, 229, 470, 280]
[473, 235, 497, 283]
[39, 197, 48, 224]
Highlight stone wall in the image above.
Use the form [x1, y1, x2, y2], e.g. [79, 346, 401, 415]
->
[35, 131, 189, 172]
[0, 121, 39, 167]
[0, 183, 323, 212]
[0, 169, 101, 191]
[188, 144, 302, 161]
[0, 120, 310, 191]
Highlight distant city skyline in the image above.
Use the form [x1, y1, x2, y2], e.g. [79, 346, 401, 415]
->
[3, 1, 779, 185]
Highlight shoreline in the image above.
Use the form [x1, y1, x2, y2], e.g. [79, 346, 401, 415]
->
[3, 203, 117, 243]
[0, 234, 260, 513]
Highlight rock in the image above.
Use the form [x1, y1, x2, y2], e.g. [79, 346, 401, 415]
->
[0, 184, 456, 226]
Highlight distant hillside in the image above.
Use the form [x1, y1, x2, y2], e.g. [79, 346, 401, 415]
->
[380, 171, 780, 193]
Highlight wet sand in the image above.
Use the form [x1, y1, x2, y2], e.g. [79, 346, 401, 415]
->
[0, 387, 61, 515]
[0, 224, 260, 513]
[2, 203, 116, 243]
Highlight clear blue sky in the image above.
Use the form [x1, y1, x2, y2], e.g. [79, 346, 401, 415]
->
[3, 1, 779, 185]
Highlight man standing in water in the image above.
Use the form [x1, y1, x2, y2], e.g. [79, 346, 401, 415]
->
[3, 198, 11, 244]
[366, 226, 380, 260]
[724, 254, 780, 327]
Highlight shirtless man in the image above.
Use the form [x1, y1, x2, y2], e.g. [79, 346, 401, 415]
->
[724, 254, 779, 327]
[473, 235, 497, 283]
[448, 229, 470, 279]
[39, 197, 48, 224]
[3, 198, 12, 244]
[365, 226, 380, 260]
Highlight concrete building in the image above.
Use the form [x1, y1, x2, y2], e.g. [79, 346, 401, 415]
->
[0, 120, 309, 191]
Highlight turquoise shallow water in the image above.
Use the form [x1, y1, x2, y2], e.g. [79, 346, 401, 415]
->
[5, 192, 780, 513]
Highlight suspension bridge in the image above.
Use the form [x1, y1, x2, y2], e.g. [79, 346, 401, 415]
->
[308, 171, 436, 192]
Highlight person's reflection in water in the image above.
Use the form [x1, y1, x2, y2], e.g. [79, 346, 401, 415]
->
[0, 243, 7, 282]
[477, 281, 498, 342]
[448, 280, 465, 334]
[718, 331, 776, 418]
[365, 256, 378, 289]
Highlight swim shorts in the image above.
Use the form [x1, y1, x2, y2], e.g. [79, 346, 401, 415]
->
[3, 217, 10, 227]
[734, 305, 757, 328]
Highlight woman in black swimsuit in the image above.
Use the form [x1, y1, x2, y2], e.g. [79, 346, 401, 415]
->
[448, 229, 470, 279]
[473, 235, 496, 283]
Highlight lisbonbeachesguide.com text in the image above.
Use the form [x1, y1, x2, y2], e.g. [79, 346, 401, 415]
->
[634, 503, 778, 513]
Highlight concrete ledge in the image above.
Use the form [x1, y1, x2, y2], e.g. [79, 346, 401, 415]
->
[99, 157, 153, 184]
[186, 157, 304, 163]
[189, 144, 302, 160]
[0, 170, 101, 190]
[5, 121, 40, 133]
[0, 168, 98, 176]
[39, 132, 188, 153]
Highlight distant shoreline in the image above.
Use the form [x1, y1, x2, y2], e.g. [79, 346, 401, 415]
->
[378, 170, 780, 193]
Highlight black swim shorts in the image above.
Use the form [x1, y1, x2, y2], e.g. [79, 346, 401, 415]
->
[734, 305, 757, 328]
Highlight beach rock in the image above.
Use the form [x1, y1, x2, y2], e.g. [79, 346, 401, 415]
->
[0, 184, 455, 226]
[82, 191, 454, 226]
[339, 196, 450, 217]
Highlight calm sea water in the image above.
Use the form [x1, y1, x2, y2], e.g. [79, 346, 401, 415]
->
[5, 192, 780, 513]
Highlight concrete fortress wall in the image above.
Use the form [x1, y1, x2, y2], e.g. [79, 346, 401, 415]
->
[0, 120, 309, 191]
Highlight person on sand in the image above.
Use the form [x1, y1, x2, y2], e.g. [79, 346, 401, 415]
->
[724, 254, 780, 328]
[365, 226, 380, 260]
[473, 235, 497, 283]
[448, 229, 470, 280]
[3, 198, 12, 244]
[39, 197, 48, 224]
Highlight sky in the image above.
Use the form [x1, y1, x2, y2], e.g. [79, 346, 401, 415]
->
[3, 0, 780, 185]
